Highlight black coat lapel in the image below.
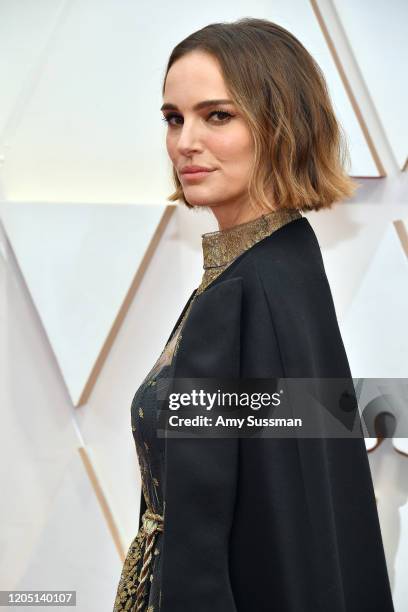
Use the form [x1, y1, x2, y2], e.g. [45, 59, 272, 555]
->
[172, 277, 243, 379]
[165, 288, 197, 346]
[160, 277, 243, 611]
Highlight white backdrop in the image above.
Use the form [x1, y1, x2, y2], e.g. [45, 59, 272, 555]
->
[0, 0, 407, 610]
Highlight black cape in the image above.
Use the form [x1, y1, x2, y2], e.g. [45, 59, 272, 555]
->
[138, 216, 394, 612]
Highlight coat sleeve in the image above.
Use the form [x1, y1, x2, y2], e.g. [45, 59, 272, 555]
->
[251, 264, 394, 611]
[160, 278, 242, 612]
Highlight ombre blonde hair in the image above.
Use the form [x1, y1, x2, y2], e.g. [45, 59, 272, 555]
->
[161, 17, 359, 212]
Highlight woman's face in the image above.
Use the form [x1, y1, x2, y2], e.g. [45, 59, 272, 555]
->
[161, 51, 257, 220]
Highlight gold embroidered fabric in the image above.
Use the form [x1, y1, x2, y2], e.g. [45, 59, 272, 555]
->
[113, 207, 302, 611]
[200, 207, 301, 292]
[114, 373, 168, 611]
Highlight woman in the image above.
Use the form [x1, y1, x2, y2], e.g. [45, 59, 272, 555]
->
[114, 18, 394, 612]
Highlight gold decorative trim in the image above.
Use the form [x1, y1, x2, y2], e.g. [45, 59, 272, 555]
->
[200, 208, 302, 293]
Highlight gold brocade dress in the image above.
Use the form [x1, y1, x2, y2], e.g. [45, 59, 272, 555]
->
[113, 209, 301, 612]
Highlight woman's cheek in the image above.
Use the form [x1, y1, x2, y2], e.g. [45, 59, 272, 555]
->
[209, 131, 237, 155]
[166, 134, 178, 162]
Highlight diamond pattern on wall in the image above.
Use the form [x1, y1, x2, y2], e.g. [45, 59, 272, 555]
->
[1, 202, 173, 405]
[342, 218, 408, 379]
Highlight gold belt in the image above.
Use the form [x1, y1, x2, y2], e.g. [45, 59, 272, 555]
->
[135, 508, 164, 611]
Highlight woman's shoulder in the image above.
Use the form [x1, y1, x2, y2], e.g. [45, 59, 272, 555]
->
[250, 215, 327, 283]
[200, 215, 330, 302]
[217, 215, 328, 294]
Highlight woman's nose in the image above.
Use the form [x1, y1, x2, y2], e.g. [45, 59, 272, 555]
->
[176, 120, 203, 155]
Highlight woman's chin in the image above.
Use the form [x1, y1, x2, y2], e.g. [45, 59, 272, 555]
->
[183, 188, 218, 208]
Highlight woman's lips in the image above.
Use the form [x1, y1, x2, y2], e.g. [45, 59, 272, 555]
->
[181, 169, 215, 181]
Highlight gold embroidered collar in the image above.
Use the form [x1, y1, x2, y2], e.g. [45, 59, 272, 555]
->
[157, 207, 302, 367]
[198, 208, 302, 294]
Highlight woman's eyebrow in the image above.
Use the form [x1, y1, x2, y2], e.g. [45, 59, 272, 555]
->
[160, 99, 234, 112]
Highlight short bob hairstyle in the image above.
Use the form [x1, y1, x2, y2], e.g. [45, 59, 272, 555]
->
[161, 17, 359, 212]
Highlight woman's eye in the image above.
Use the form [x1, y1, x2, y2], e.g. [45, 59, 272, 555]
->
[161, 110, 233, 126]
[208, 110, 233, 122]
[161, 113, 182, 126]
